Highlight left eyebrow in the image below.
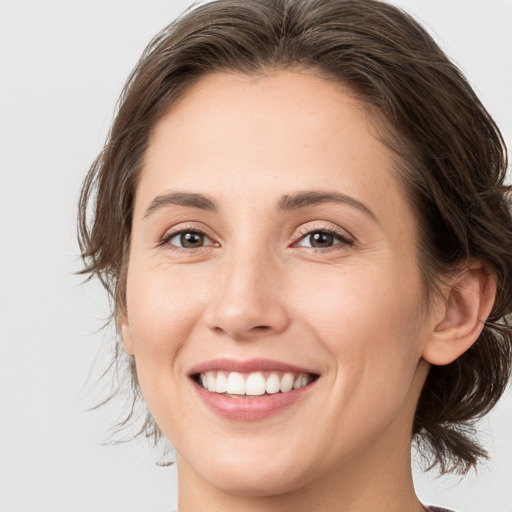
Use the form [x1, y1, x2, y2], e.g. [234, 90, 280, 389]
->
[278, 190, 377, 221]
[143, 191, 217, 218]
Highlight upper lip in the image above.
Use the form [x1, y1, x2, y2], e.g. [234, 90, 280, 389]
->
[188, 358, 319, 376]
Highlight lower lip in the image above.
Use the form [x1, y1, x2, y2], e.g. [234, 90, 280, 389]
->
[192, 380, 315, 421]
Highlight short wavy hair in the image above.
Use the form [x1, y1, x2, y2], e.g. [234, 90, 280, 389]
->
[78, 0, 512, 473]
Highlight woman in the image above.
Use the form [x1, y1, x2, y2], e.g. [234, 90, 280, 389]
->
[78, 0, 512, 510]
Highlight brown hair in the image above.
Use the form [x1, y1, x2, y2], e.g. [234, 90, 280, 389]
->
[78, 0, 512, 473]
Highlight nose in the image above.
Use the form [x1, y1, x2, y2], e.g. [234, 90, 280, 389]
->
[203, 248, 290, 341]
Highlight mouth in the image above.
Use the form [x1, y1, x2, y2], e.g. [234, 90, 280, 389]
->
[188, 359, 320, 420]
[193, 370, 317, 398]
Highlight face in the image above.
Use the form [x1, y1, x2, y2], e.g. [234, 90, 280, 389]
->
[121, 70, 434, 498]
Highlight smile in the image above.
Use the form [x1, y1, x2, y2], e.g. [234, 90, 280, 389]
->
[196, 370, 314, 397]
[189, 359, 319, 420]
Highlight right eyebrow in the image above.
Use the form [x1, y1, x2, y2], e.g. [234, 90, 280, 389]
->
[143, 191, 217, 219]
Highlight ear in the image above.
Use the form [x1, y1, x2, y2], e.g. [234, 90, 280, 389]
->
[422, 261, 496, 366]
[117, 312, 135, 356]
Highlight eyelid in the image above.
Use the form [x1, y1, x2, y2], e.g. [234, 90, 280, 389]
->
[292, 224, 355, 249]
[159, 223, 218, 250]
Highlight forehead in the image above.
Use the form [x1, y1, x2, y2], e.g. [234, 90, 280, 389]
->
[146, 70, 380, 167]
[137, 70, 412, 233]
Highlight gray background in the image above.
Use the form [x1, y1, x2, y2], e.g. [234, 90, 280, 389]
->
[0, 1, 511, 511]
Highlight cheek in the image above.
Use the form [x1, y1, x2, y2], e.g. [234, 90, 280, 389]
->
[126, 261, 205, 343]
[123, 262, 202, 398]
[293, 259, 425, 390]
[123, 264, 204, 431]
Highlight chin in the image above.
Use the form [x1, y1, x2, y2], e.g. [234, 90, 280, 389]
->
[184, 446, 314, 498]
[206, 466, 308, 498]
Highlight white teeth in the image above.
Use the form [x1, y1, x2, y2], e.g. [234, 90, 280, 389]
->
[265, 373, 280, 394]
[200, 370, 313, 396]
[226, 372, 245, 395]
[280, 372, 295, 392]
[207, 372, 216, 392]
[245, 372, 266, 395]
[215, 371, 227, 393]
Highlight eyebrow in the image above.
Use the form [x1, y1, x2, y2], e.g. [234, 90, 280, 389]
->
[278, 191, 377, 220]
[144, 192, 217, 218]
[143, 190, 376, 220]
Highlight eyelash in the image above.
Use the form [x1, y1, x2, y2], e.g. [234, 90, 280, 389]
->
[293, 226, 354, 252]
[159, 224, 216, 253]
[159, 225, 354, 253]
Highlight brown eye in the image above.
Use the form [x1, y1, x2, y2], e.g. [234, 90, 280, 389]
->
[167, 230, 212, 248]
[296, 229, 352, 249]
[308, 232, 334, 248]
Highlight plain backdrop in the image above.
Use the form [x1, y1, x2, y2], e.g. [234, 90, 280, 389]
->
[0, 1, 511, 511]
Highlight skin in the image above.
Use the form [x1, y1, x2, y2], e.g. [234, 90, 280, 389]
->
[120, 70, 495, 512]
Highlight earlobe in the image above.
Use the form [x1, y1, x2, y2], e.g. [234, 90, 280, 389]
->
[118, 315, 135, 356]
[422, 262, 496, 366]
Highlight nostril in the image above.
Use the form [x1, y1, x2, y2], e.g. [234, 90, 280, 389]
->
[205, 298, 290, 339]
